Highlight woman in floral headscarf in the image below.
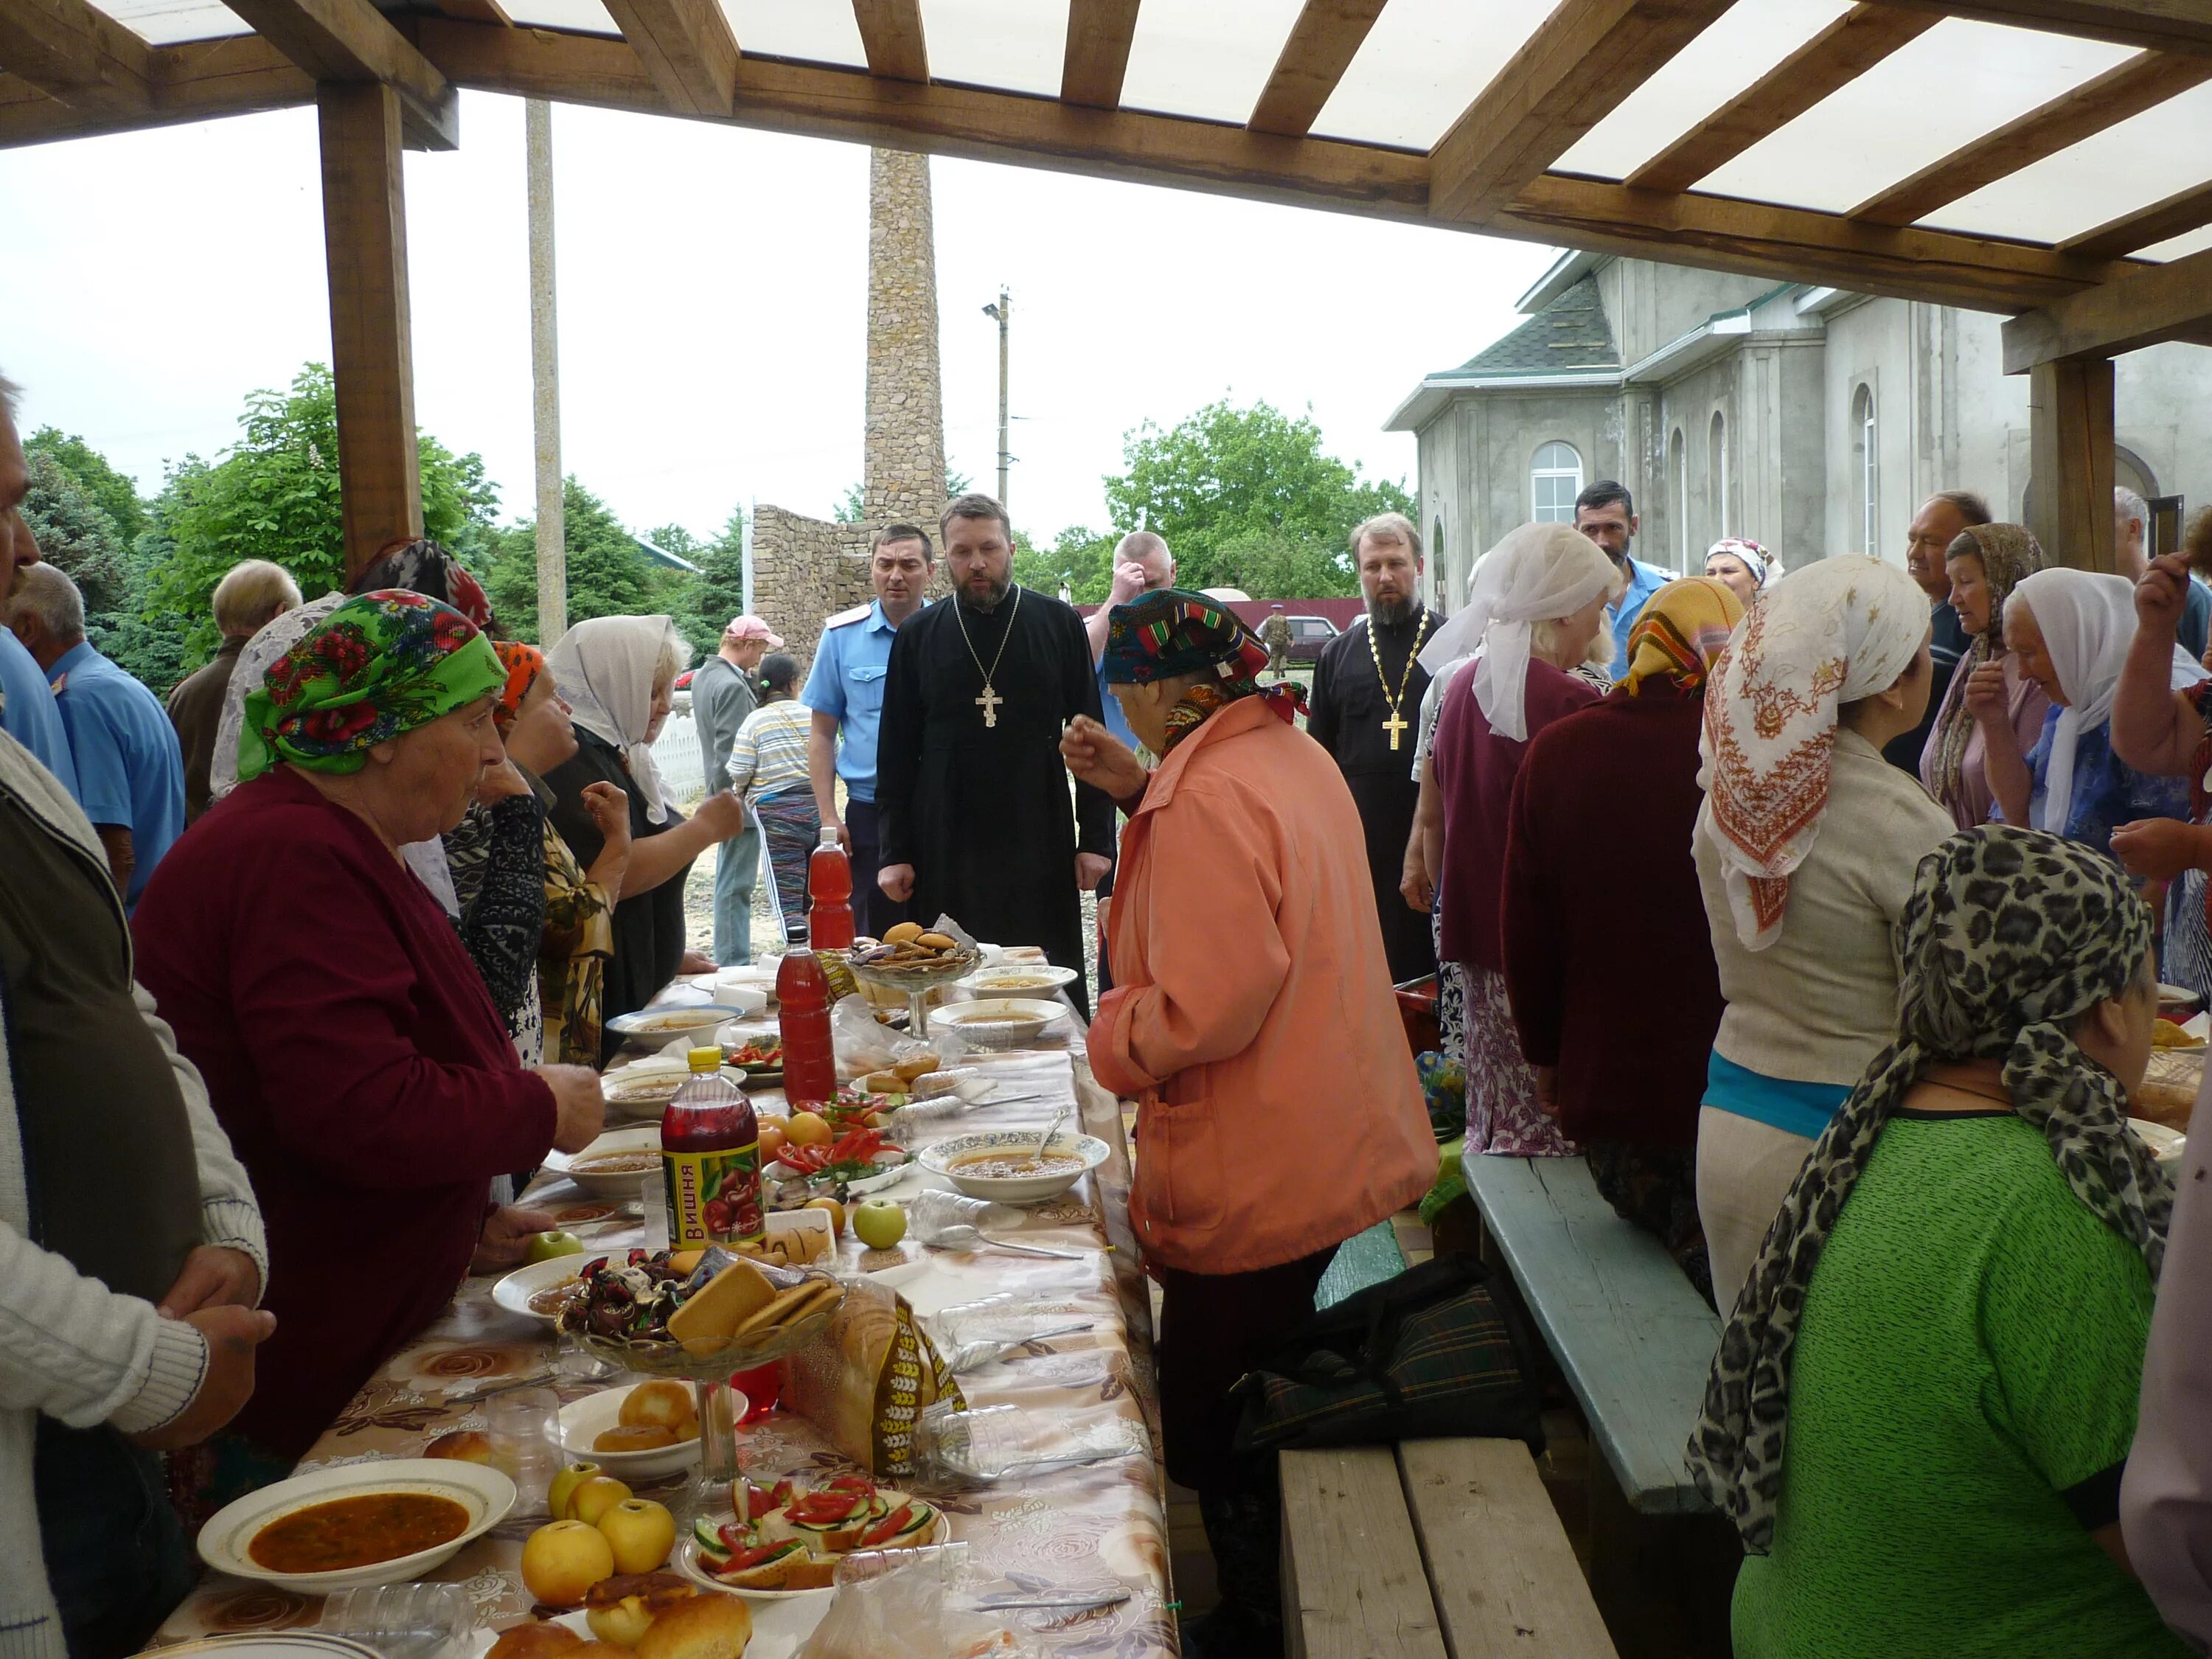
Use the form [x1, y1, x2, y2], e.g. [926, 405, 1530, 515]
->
[1693, 555, 1953, 1312]
[1703, 538, 1773, 608]
[1919, 523, 2050, 829]
[133, 594, 608, 1493]
[1692, 827, 2180, 1659]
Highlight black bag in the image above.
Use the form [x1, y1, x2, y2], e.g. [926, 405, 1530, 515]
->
[1229, 1251, 1545, 1456]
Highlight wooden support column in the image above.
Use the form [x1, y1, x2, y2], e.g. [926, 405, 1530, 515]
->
[526, 97, 567, 644]
[2027, 358, 2115, 572]
[318, 80, 422, 584]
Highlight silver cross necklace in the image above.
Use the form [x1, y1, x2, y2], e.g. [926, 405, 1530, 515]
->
[953, 582, 1023, 728]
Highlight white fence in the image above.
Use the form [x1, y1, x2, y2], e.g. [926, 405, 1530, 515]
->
[651, 707, 706, 801]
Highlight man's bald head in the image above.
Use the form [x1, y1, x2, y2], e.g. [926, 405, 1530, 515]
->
[1113, 531, 1175, 591]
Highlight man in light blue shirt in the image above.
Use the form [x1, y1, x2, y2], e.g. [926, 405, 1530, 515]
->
[804, 524, 934, 939]
[6, 564, 183, 910]
[1577, 479, 1670, 681]
[0, 385, 78, 797]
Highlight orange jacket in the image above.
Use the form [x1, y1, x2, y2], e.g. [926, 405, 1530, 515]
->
[1088, 696, 1437, 1275]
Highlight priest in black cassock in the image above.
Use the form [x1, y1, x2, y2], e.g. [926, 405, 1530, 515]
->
[877, 493, 1116, 1014]
[1307, 512, 1442, 985]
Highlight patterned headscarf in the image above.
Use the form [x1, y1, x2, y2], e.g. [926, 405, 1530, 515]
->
[1623, 576, 1743, 697]
[1924, 524, 2047, 812]
[353, 538, 495, 631]
[1698, 555, 1930, 950]
[1705, 538, 1771, 591]
[493, 641, 548, 731]
[1100, 588, 1304, 750]
[237, 591, 505, 781]
[1688, 826, 2171, 1553]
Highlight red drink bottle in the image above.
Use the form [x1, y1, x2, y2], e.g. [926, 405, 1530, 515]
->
[807, 827, 855, 950]
[776, 950, 837, 1107]
[661, 1046, 762, 1247]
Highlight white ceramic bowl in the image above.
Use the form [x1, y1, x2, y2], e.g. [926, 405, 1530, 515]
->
[2133, 1118, 2187, 1165]
[919, 1130, 1110, 1204]
[542, 1126, 661, 1198]
[490, 1255, 592, 1329]
[932, 997, 1067, 1051]
[606, 1004, 753, 1051]
[557, 1381, 720, 1481]
[956, 964, 1079, 998]
[197, 1458, 515, 1591]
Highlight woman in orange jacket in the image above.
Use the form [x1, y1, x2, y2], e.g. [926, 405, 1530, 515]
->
[1064, 590, 1436, 1659]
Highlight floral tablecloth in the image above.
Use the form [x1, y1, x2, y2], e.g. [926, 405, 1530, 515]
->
[154, 1032, 1176, 1659]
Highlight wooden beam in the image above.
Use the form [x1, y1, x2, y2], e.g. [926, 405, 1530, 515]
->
[0, 0, 150, 112]
[1061, 0, 1141, 108]
[1879, 0, 2212, 55]
[0, 32, 311, 146]
[224, 0, 459, 149]
[2003, 243, 2212, 367]
[852, 0, 927, 84]
[2062, 177, 2212, 259]
[317, 80, 422, 581]
[1429, 0, 1734, 223]
[2027, 357, 2115, 569]
[1247, 0, 1389, 138]
[1626, 4, 1938, 193]
[598, 0, 737, 114]
[1851, 50, 2212, 226]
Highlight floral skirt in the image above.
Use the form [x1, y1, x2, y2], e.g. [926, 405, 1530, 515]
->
[1464, 964, 1575, 1158]
[1431, 902, 1469, 1065]
[755, 787, 821, 943]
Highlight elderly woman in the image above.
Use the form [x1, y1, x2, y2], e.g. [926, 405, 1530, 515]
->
[1917, 524, 2050, 830]
[723, 652, 820, 943]
[132, 594, 608, 1486]
[1702, 538, 1773, 608]
[542, 616, 745, 1060]
[1064, 591, 1434, 1659]
[1500, 578, 1743, 1303]
[1428, 524, 1623, 1155]
[1694, 827, 2182, 1658]
[1695, 555, 1952, 1313]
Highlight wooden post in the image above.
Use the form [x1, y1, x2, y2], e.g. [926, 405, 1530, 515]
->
[2026, 358, 2115, 572]
[318, 80, 421, 583]
[526, 97, 567, 643]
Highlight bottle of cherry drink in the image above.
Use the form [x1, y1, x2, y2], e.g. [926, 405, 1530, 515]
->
[776, 946, 838, 1108]
[661, 1046, 762, 1250]
[807, 826, 855, 950]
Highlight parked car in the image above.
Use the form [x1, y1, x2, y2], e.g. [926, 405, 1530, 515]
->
[1284, 613, 1340, 664]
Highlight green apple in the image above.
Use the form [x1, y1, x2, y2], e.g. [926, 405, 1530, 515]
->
[852, 1199, 908, 1251]
[547, 1459, 602, 1522]
[527, 1230, 585, 1264]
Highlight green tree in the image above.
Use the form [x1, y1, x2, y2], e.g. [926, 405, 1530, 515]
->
[487, 476, 662, 644]
[26, 427, 148, 546]
[1012, 524, 1117, 602]
[669, 508, 748, 661]
[21, 450, 129, 619]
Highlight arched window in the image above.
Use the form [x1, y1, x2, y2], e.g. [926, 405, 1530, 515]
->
[1531, 442, 1582, 523]
[1708, 411, 1728, 540]
[1669, 428, 1687, 571]
[1851, 384, 1878, 553]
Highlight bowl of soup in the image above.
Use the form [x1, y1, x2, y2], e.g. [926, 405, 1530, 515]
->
[919, 1129, 1110, 1204]
[956, 964, 1079, 999]
[543, 1126, 662, 1197]
[605, 1003, 752, 1052]
[933, 997, 1068, 1052]
[198, 1458, 515, 1590]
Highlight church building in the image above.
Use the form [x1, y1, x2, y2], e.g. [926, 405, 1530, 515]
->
[1388, 251, 2212, 610]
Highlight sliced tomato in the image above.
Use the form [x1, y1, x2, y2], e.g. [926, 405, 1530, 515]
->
[858, 1504, 914, 1548]
[826, 1475, 877, 1496]
[742, 1478, 795, 1521]
[718, 1538, 804, 1572]
[787, 1490, 863, 1526]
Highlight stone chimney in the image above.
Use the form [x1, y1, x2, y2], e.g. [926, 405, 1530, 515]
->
[862, 147, 947, 524]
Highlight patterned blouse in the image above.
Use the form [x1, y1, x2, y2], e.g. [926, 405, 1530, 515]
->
[443, 792, 551, 1065]
[538, 812, 615, 1071]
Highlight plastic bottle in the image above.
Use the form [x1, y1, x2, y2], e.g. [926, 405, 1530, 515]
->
[807, 826, 855, 950]
[776, 950, 838, 1107]
[661, 1046, 762, 1248]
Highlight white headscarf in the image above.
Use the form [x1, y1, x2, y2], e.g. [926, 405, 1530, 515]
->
[547, 614, 685, 824]
[1698, 555, 1930, 951]
[2008, 568, 2208, 837]
[1415, 524, 1622, 742]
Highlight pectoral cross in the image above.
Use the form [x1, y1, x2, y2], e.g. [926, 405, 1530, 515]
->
[1382, 712, 1408, 751]
[975, 683, 1004, 728]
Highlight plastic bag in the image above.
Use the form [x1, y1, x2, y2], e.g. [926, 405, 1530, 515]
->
[795, 1545, 1036, 1659]
[832, 993, 935, 1079]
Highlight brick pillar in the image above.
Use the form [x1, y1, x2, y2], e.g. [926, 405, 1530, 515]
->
[863, 147, 948, 525]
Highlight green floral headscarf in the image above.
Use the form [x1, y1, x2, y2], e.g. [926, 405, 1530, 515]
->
[238, 590, 505, 782]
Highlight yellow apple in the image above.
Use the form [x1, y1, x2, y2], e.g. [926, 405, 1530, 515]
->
[568, 1474, 633, 1528]
[596, 1498, 677, 1574]
[520, 1519, 615, 1607]
[547, 1460, 603, 1523]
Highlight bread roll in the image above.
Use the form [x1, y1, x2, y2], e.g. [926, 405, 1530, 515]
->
[487, 1624, 584, 1659]
[424, 1429, 492, 1462]
[619, 1380, 697, 1433]
[633, 1594, 754, 1659]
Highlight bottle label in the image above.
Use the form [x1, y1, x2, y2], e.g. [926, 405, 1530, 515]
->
[663, 1144, 763, 1248]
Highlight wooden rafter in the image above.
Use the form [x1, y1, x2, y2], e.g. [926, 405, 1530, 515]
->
[2003, 242, 2212, 369]
[2062, 177, 2212, 259]
[1626, 4, 1938, 194]
[599, 0, 739, 116]
[1851, 49, 2212, 225]
[852, 0, 927, 84]
[1061, 0, 1141, 109]
[224, 0, 459, 149]
[1248, 0, 1389, 138]
[0, 32, 309, 146]
[0, 0, 151, 113]
[1429, 0, 1734, 223]
[1881, 0, 2212, 55]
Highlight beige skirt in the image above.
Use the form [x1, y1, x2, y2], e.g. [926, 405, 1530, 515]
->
[1695, 1106, 1816, 1319]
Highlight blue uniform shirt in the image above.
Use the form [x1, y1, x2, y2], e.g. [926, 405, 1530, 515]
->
[1095, 658, 1139, 751]
[49, 639, 185, 909]
[801, 599, 913, 804]
[1605, 556, 1672, 681]
[0, 630, 77, 801]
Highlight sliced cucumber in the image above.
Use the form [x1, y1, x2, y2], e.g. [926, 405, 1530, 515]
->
[694, 1515, 732, 1557]
[895, 1502, 936, 1537]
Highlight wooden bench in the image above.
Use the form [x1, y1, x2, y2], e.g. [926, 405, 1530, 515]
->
[1281, 1439, 1618, 1659]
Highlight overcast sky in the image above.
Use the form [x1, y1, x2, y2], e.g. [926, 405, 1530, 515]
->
[0, 90, 1559, 546]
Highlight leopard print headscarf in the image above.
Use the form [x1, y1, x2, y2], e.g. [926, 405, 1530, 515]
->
[1686, 825, 2174, 1552]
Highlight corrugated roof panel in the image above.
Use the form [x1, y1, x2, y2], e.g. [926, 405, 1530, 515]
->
[1310, 0, 1557, 150]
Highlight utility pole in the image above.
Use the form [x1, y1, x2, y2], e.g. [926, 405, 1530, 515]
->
[982, 287, 1010, 507]
[526, 98, 566, 644]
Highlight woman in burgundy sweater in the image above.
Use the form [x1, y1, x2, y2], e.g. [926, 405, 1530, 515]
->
[135, 594, 606, 1489]
[1500, 577, 1744, 1304]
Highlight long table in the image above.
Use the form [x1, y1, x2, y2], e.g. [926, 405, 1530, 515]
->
[154, 1025, 1176, 1659]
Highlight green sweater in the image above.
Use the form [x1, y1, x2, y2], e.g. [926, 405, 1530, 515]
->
[1733, 1110, 2186, 1658]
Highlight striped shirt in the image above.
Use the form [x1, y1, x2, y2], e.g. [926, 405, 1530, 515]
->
[726, 700, 814, 807]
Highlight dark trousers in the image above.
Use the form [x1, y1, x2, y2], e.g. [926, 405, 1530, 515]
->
[1154, 1247, 1332, 1494]
[35, 1418, 196, 1659]
[846, 798, 912, 941]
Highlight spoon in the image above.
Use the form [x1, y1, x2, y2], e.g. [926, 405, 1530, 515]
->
[1036, 1105, 1069, 1166]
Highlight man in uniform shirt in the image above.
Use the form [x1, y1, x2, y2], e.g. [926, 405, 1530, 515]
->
[693, 614, 779, 964]
[805, 524, 936, 939]
[1308, 512, 1443, 984]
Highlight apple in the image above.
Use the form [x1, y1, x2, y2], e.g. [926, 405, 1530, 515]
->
[520, 1519, 615, 1607]
[757, 1121, 788, 1164]
[785, 1110, 832, 1148]
[569, 1474, 633, 1528]
[804, 1195, 846, 1236]
[547, 1460, 602, 1522]
[597, 1498, 677, 1574]
[852, 1199, 907, 1251]
[528, 1231, 585, 1265]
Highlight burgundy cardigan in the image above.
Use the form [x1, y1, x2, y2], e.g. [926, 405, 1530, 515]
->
[133, 768, 557, 1458]
[1498, 685, 1722, 1147]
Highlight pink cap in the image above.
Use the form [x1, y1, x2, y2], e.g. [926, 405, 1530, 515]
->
[726, 615, 785, 647]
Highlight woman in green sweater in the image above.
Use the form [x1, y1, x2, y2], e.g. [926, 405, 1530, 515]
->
[1689, 825, 2183, 1658]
